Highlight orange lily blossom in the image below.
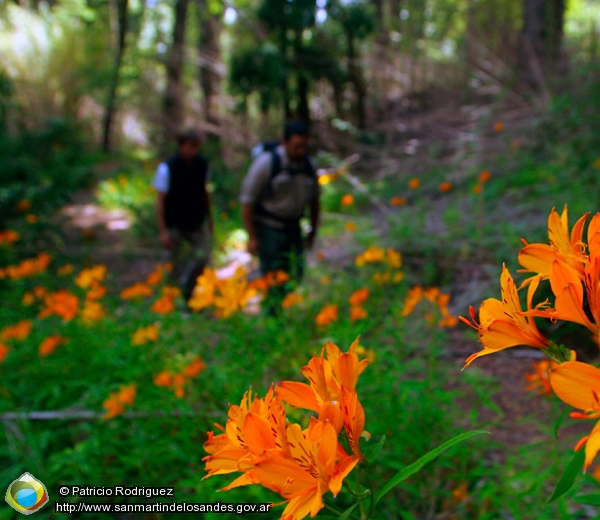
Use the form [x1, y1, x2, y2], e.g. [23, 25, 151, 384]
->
[315, 304, 338, 326]
[348, 287, 369, 306]
[203, 387, 359, 520]
[241, 420, 359, 520]
[460, 265, 551, 367]
[525, 260, 600, 342]
[550, 361, 600, 469]
[277, 339, 370, 458]
[518, 206, 591, 285]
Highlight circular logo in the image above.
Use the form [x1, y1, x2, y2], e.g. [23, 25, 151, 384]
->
[5, 473, 49, 515]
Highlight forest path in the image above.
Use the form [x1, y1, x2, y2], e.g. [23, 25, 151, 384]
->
[55, 99, 579, 458]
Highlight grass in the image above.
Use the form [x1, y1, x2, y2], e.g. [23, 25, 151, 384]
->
[3, 67, 600, 519]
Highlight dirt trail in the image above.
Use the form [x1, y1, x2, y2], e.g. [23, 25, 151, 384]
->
[56, 96, 577, 457]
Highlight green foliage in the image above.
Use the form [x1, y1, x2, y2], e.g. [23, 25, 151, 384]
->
[0, 120, 93, 225]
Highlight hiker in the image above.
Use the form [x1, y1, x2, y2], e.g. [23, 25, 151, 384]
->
[240, 120, 320, 314]
[153, 129, 214, 300]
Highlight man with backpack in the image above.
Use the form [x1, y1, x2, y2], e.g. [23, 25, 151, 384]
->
[153, 129, 213, 301]
[240, 120, 320, 315]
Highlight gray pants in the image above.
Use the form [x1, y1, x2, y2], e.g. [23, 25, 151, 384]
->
[168, 224, 211, 299]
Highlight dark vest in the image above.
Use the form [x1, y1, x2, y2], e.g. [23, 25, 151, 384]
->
[164, 155, 208, 232]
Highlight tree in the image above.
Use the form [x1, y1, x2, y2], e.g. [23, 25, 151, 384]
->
[329, 0, 375, 130]
[520, 0, 566, 84]
[101, 0, 128, 153]
[197, 0, 222, 133]
[162, 0, 190, 146]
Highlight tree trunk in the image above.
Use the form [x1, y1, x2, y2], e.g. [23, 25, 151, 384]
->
[347, 30, 367, 131]
[197, 0, 221, 132]
[162, 0, 189, 148]
[520, 0, 566, 83]
[297, 73, 310, 125]
[101, 0, 128, 153]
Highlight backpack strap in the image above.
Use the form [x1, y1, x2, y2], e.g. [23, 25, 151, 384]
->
[266, 149, 282, 196]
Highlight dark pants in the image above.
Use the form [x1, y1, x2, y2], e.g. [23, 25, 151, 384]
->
[256, 222, 304, 316]
[169, 225, 210, 301]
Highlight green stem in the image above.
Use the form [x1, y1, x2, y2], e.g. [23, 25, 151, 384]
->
[323, 503, 344, 515]
[355, 468, 366, 519]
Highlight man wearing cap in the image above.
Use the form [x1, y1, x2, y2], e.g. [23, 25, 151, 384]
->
[153, 129, 214, 300]
[241, 120, 320, 315]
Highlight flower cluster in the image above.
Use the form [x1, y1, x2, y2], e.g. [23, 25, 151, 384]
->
[131, 324, 159, 345]
[203, 339, 369, 520]
[153, 356, 206, 398]
[401, 286, 457, 328]
[0, 252, 51, 279]
[188, 267, 259, 317]
[103, 384, 137, 419]
[461, 206, 600, 469]
[0, 230, 20, 244]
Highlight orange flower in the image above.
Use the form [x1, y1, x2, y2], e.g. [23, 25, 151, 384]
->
[525, 360, 557, 396]
[348, 287, 369, 306]
[38, 291, 79, 321]
[345, 221, 357, 232]
[76, 265, 107, 289]
[264, 270, 290, 286]
[452, 483, 469, 504]
[350, 305, 368, 321]
[183, 356, 206, 378]
[103, 384, 136, 419]
[204, 339, 370, 518]
[315, 304, 338, 326]
[81, 301, 106, 323]
[341, 194, 354, 206]
[594, 158, 600, 169]
[57, 264, 74, 276]
[131, 324, 159, 345]
[120, 282, 153, 299]
[473, 184, 483, 194]
[154, 370, 173, 387]
[320, 275, 331, 285]
[391, 196, 407, 206]
[162, 285, 181, 299]
[355, 246, 386, 266]
[1, 252, 51, 279]
[146, 264, 170, 285]
[438, 182, 453, 192]
[86, 281, 107, 300]
[151, 296, 175, 315]
[1, 320, 33, 341]
[315, 250, 325, 261]
[22, 292, 35, 306]
[0, 342, 9, 362]
[401, 287, 423, 316]
[39, 335, 66, 357]
[550, 361, 600, 469]
[282, 292, 304, 309]
[493, 121, 504, 132]
[16, 199, 31, 212]
[25, 214, 38, 224]
[408, 178, 420, 189]
[173, 374, 186, 398]
[460, 266, 551, 368]
[0, 230, 20, 244]
[518, 206, 590, 284]
[479, 170, 491, 183]
[188, 268, 218, 311]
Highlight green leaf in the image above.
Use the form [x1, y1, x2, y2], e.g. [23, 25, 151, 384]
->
[554, 406, 571, 440]
[547, 449, 585, 503]
[374, 430, 488, 506]
[338, 503, 359, 520]
[573, 493, 600, 506]
[362, 434, 386, 463]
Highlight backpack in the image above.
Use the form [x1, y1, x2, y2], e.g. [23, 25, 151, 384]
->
[251, 140, 316, 196]
[251, 141, 317, 223]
